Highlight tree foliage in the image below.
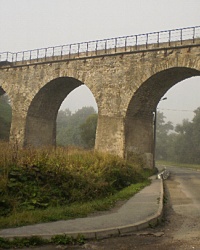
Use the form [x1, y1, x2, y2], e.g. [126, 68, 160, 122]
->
[155, 112, 174, 161]
[0, 95, 12, 141]
[56, 106, 97, 148]
[156, 108, 200, 164]
[80, 113, 98, 149]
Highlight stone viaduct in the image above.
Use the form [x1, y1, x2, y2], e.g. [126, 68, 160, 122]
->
[0, 26, 200, 168]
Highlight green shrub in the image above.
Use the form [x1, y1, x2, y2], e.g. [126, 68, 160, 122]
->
[0, 142, 149, 218]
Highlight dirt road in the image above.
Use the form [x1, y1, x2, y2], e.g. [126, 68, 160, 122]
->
[8, 166, 200, 250]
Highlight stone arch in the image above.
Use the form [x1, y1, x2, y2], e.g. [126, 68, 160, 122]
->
[124, 66, 200, 167]
[24, 76, 97, 147]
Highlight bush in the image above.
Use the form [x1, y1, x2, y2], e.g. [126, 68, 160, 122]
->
[0, 142, 147, 217]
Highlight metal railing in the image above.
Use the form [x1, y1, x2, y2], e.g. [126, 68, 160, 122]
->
[0, 26, 199, 65]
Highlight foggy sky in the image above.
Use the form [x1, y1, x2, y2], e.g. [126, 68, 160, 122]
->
[0, 0, 200, 125]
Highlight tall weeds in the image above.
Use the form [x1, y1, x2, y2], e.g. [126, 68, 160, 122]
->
[0, 142, 149, 217]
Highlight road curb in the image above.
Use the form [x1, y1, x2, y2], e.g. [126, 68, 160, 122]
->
[1, 179, 164, 241]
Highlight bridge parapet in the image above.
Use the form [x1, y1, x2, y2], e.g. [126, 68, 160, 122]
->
[0, 26, 200, 67]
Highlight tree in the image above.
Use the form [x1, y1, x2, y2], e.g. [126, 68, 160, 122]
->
[155, 111, 174, 160]
[172, 107, 200, 164]
[80, 114, 98, 149]
[56, 106, 97, 147]
[57, 109, 72, 130]
[156, 109, 200, 164]
[172, 119, 192, 163]
[191, 107, 200, 163]
[0, 94, 12, 141]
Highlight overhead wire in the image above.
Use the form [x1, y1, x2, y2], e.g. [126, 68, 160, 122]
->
[158, 108, 195, 113]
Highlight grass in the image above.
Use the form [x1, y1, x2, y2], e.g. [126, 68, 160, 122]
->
[0, 180, 150, 229]
[0, 234, 86, 248]
[156, 160, 200, 170]
[0, 141, 154, 229]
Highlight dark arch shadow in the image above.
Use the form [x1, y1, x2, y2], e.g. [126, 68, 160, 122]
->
[24, 77, 86, 147]
[125, 67, 200, 165]
[0, 87, 5, 96]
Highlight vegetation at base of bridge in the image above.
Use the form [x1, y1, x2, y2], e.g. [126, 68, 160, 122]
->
[0, 142, 154, 229]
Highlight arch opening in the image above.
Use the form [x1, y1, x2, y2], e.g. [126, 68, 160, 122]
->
[24, 77, 98, 148]
[56, 85, 98, 148]
[125, 67, 200, 168]
[156, 75, 200, 164]
[0, 87, 12, 142]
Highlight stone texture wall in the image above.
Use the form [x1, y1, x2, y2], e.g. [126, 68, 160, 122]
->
[0, 40, 200, 168]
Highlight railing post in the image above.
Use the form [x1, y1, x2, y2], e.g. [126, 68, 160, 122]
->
[45, 48, 47, 61]
[135, 35, 138, 50]
[52, 47, 54, 57]
[105, 40, 107, 53]
[125, 37, 127, 51]
[61, 46, 63, 59]
[146, 34, 148, 48]
[168, 30, 171, 46]
[78, 43, 80, 57]
[115, 38, 117, 52]
[22, 52, 24, 63]
[37, 49, 39, 62]
[69, 44, 71, 59]
[95, 41, 98, 55]
[86, 42, 89, 56]
[180, 29, 183, 45]
[157, 32, 159, 47]
[193, 27, 195, 43]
